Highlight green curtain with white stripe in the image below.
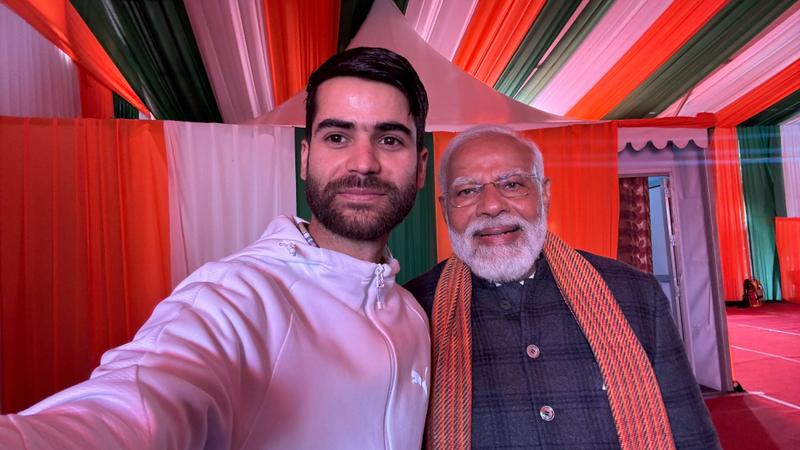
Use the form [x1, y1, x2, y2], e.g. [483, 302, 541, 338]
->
[70, 0, 222, 122]
[738, 126, 787, 300]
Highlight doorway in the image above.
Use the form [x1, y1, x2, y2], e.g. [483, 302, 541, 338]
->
[618, 175, 685, 342]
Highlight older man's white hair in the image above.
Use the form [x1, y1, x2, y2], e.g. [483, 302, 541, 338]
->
[438, 125, 545, 194]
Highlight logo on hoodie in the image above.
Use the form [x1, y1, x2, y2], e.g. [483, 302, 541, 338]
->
[411, 367, 429, 396]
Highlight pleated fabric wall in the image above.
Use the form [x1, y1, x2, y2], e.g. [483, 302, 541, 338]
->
[775, 218, 800, 302]
[710, 128, 752, 300]
[0, 117, 171, 413]
[0, 116, 299, 412]
[780, 124, 800, 217]
[165, 121, 296, 285]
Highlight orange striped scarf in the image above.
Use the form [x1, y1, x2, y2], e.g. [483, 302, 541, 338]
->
[427, 232, 675, 450]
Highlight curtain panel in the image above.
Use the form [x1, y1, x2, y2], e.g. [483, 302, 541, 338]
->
[433, 122, 619, 261]
[0, 117, 170, 413]
[617, 177, 653, 273]
[165, 121, 296, 285]
[78, 66, 113, 119]
[738, 126, 787, 300]
[775, 217, 800, 302]
[263, 0, 339, 106]
[709, 128, 753, 300]
[0, 3, 80, 118]
[3, 0, 147, 113]
[184, 0, 276, 123]
[780, 124, 800, 217]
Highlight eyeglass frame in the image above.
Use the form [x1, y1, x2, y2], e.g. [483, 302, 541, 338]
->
[442, 173, 543, 208]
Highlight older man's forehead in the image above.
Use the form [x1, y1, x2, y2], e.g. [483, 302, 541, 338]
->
[450, 168, 529, 186]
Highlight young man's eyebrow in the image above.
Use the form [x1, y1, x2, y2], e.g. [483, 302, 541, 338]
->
[315, 118, 354, 133]
[376, 122, 412, 137]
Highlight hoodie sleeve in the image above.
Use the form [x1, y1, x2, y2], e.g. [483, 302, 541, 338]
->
[0, 268, 293, 449]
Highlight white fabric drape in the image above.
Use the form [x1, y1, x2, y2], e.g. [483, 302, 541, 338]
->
[0, 3, 80, 118]
[165, 122, 296, 285]
[405, 0, 478, 61]
[531, 0, 671, 115]
[659, 5, 800, 118]
[780, 124, 800, 217]
[184, 0, 275, 124]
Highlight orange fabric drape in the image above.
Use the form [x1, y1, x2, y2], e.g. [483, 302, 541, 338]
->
[716, 59, 800, 127]
[709, 128, 752, 300]
[3, 0, 148, 114]
[775, 217, 800, 302]
[434, 123, 619, 261]
[263, 0, 340, 106]
[452, 0, 545, 85]
[567, 0, 728, 119]
[78, 66, 114, 119]
[0, 117, 170, 413]
[433, 133, 454, 260]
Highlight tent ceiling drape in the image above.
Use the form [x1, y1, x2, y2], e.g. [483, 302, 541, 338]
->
[257, 0, 577, 131]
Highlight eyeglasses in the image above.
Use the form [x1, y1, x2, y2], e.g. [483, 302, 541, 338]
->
[444, 174, 541, 208]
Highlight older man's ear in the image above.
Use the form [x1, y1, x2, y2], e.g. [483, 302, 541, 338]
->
[540, 177, 552, 212]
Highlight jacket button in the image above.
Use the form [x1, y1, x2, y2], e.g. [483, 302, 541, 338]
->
[539, 405, 555, 421]
[526, 344, 540, 359]
[500, 300, 512, 310]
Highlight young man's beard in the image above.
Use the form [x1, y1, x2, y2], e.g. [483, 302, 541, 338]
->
[305, 173, 418, 242]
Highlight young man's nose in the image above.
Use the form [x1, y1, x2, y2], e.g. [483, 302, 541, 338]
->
[346, 140, 380, 174]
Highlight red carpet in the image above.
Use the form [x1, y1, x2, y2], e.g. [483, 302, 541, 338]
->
[706, 302, 800, 449]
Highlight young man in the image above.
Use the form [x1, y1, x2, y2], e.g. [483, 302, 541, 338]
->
[0, 47, 431, 450]
[406, 125, 720, 450]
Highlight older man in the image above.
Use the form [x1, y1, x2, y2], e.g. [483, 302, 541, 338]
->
[0, 47, 431, 450]
[405, 125, 719, 450]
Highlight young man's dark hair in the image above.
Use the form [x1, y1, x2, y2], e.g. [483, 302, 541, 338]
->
[305, 47, 429, 152]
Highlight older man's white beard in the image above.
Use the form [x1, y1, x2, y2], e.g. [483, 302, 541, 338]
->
[449, 211, 548, 283]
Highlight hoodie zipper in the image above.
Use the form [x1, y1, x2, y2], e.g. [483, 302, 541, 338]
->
[375, 265, 386, 310]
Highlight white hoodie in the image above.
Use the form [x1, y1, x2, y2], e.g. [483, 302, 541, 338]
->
[0, 216, 431, 449]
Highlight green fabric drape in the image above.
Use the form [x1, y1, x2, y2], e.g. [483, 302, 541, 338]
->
[738, 126, 787, 300]
[504, 0, 614, 103]
[295, 130, 436, 284]
[607, 0, 795, 119]
[493, 0, 581, 97]
[70, 0, 222, 122]
[387, 132, 436, 284]
[113, 93, 139, 119]
[743, 89, 800, 126]
[338, 0, 408, 52]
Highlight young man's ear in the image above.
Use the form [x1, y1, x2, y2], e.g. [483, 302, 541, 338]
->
[416, 147, 429, 190]
[300, 139, 309, 181]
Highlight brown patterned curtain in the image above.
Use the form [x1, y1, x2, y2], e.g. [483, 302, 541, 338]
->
[618, 177, 653, 273]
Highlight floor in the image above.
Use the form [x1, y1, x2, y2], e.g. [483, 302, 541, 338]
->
[705, 302, 800, 449]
